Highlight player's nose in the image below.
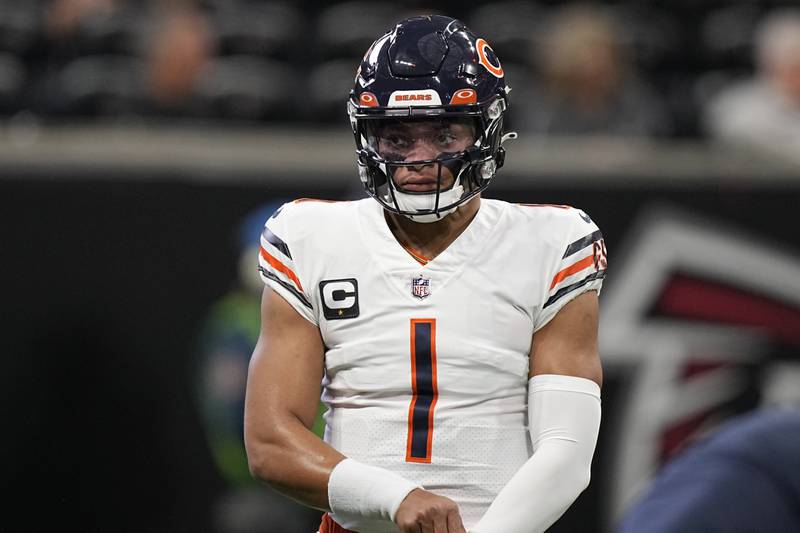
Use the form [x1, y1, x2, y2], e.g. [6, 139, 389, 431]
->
[405, 139, 438, 168]
[406, 139, 439, 172]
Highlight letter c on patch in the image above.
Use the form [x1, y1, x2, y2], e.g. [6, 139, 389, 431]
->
[322, 281, 356, 309]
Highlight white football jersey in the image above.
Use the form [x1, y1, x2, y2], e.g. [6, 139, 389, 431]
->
[258, 198, 606, 531]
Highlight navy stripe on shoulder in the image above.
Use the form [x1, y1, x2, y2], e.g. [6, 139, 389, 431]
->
[259, 266, 312, 309]
[543, 270, 605, 309]
[262, 227, 292, 259]
[563, 229, 603, 259]
[269, 205, 284, 219]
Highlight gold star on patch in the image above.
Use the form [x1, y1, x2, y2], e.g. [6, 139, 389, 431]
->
[338, 310, 344, 316]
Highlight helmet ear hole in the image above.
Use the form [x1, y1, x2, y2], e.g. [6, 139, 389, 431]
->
[495, 147, 506, 169]
[371, 168, 388, 189]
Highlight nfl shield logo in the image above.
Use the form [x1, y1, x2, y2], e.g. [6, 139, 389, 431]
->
[412, 275, 431, 299]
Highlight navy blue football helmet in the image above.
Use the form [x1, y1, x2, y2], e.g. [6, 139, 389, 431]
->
[348, 15, 516, 222]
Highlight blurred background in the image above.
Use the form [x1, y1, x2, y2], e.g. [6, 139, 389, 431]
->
[3, 0, 800, 531]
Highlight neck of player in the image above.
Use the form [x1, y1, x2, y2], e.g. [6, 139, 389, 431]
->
[384, 196, 481, 263]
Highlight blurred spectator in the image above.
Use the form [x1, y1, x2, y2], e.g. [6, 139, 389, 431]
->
[44, 0, 118, 40]
[518, 3, 670, 137]
[145, 2, 215, 111]
[705, 10, 800, 164]
[617, 409, 800, 533]
[37, 1, 218, 118]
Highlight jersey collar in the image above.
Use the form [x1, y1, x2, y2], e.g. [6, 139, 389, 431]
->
[358, 198, 506, 300]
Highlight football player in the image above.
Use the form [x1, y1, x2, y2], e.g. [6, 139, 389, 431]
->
[245, 15, 606, 533]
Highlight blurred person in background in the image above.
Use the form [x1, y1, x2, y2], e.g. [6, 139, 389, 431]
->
[705, 9, 800, 164]
[44, 0, 118, 39]
[145, 1, 215, 112]
[196, 203, 325, 533]
[519, 2, 669, 137]
[245, 14, 606, 533]
[195, 203, 325, 533]
[39, 0, 215, 117]
[616, 409, 800, 533]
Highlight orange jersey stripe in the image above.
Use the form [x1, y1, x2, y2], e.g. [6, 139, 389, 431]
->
[517, 203, 571, 209]
[406, 319, 437, 463]
[259, 246, 304, 293]
[550, 255, 595, 290]
[293, 198, 343, 204]
[402, 244, 431, 265]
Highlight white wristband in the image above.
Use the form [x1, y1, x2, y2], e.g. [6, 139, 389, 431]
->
[328, 458, 420, 526]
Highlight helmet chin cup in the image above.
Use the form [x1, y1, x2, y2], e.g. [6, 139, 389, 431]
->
[405, 210, 456, 223]
[389, 179, 465, 223]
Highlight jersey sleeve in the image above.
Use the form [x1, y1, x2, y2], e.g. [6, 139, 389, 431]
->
[257, 203, 317, 325]
[533, 208, 607, 332]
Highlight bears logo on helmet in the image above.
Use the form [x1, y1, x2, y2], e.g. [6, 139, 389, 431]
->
[476, 38, 504, 78]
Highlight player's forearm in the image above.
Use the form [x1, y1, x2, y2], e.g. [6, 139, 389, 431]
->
[245, 413, 345, 510]
[246, 415, 422, 530]
[471, 439, 592, 532]
[472, 375, 601, 533]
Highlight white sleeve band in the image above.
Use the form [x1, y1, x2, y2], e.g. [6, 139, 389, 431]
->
[327, 458, 421, 529]
[472, 374, 601, 533]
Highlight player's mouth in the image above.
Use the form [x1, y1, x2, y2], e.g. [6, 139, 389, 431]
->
[400, 178, 438, 192]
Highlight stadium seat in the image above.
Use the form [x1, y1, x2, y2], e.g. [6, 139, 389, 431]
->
[700, 4, 762, 71]
[467, 1, 545, 66]
[0, 2, 39, 55]
[612, 4, 683, 72]
[214, 2, 301, 59]
[316, 2, 410, 60]
[73, 7, 148, 56]
[194, 56, 297, 121]
[0, 53, 25, 113]
[306, 58, 358, 123]
[57, 55, 144, 116]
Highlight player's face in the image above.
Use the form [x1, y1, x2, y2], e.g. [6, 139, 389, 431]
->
[374, 119, 476, 193]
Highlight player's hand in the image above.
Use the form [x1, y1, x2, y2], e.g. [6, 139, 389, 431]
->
[394, 488, 467, 533]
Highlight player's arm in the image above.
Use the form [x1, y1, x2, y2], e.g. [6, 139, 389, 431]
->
[245, 288, 466, 533]
[244, 287, 343, 508]
[472, 291, 602, 533]
[529, 289, 602, 384]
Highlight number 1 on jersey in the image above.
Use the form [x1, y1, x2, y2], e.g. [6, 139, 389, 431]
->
[407, 318, 438, 463]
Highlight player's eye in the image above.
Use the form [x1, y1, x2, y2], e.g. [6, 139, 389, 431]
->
[435, 130, 457, 145]
[384, 134, 410, 149]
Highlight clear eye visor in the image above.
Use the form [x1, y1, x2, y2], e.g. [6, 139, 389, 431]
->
[362, 116, 481, 163]
[369, 150, 471, 178]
